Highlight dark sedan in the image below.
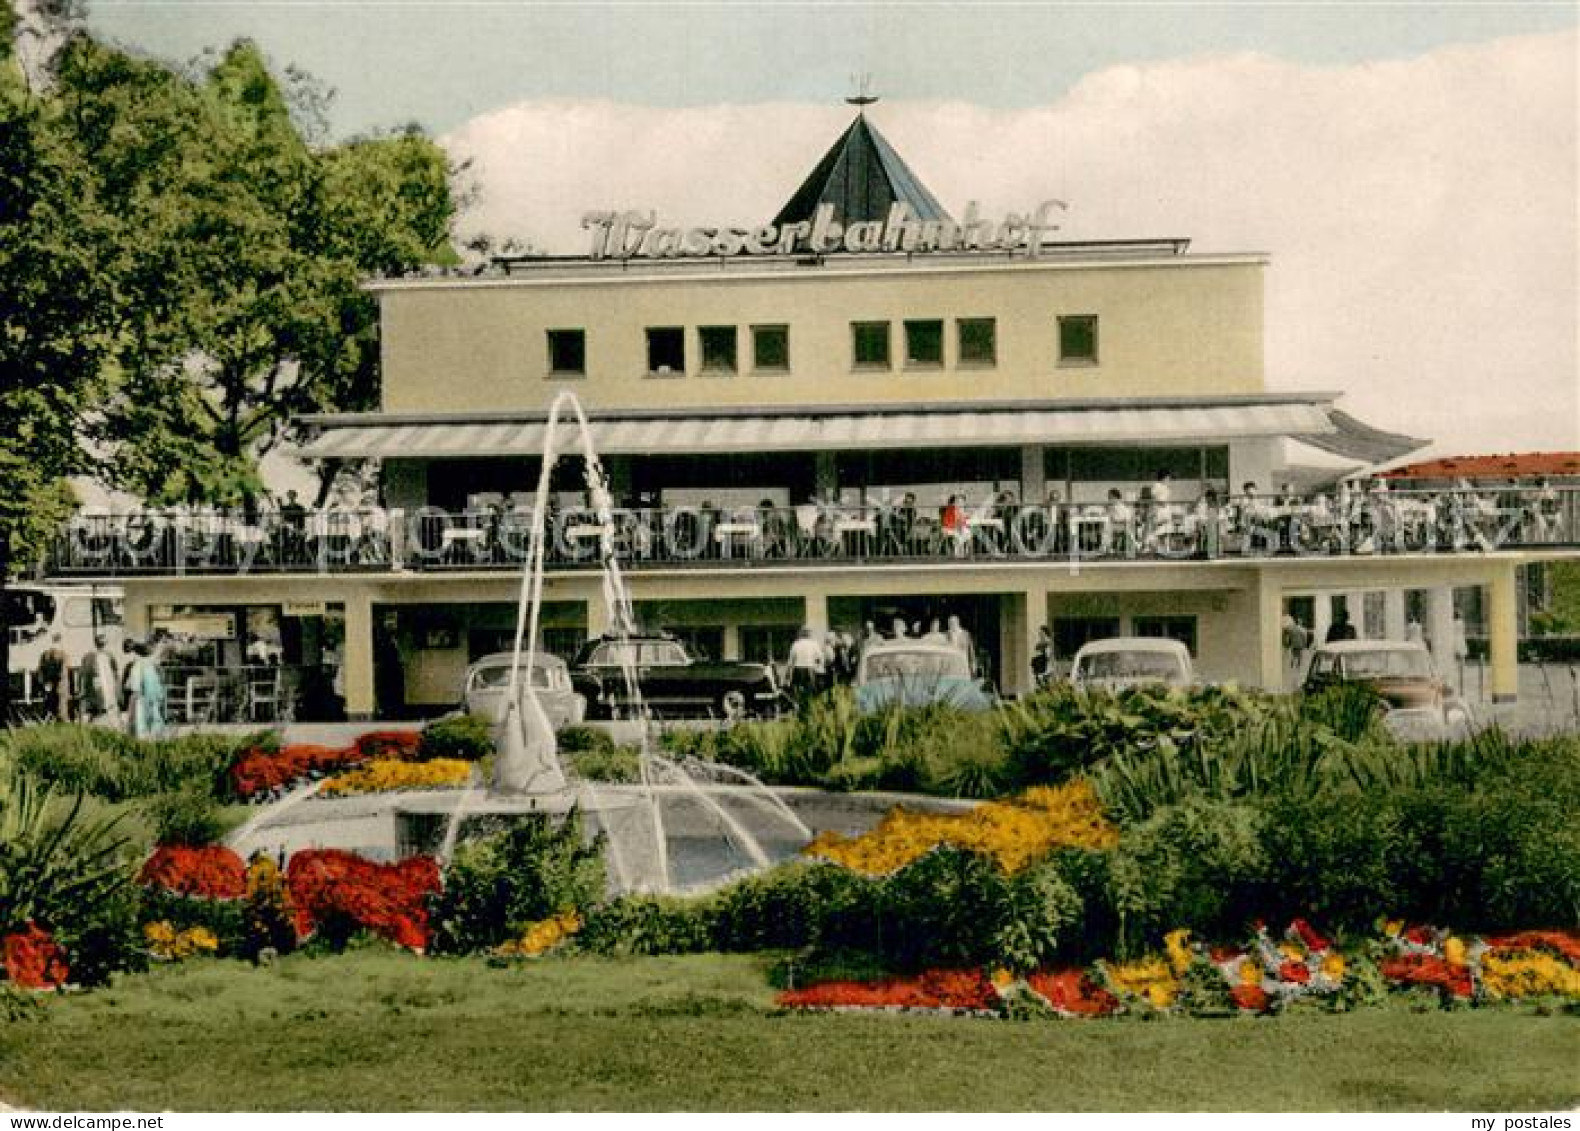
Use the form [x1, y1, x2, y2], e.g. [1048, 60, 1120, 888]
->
[569, 633, 787, 720]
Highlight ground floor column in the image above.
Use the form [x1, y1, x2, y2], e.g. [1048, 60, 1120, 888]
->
[802, 585, 829, 635]
[1488, 564, 1519, 704]
[998, 589, 1042, 697]
[586, 595, 609, 639]
[1257, 574, 1284, 692]
[1383, 588, 1407, 640]
[1424, 586, 1456, 687]
[341, 592, 375, 721]
[1312, 592, 1333, 646]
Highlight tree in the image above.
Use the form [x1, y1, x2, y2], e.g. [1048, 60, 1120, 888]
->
[0, 3, 118, 719]
[51, 38, 455, 506]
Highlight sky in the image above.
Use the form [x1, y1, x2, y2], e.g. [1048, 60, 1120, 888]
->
[86, 1, 1580, 463]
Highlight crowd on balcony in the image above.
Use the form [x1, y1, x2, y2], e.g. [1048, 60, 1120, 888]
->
[45, 475, 1572, 576]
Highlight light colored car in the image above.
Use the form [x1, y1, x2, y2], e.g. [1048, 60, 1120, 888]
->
[1069, 637, 1195, 691]
[854, 639, 995, 713]
[1302, 639, 1474, 739]
[462, 652, 586, 731]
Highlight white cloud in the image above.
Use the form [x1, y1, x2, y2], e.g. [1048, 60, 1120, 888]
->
[443, 30, 1578, 460]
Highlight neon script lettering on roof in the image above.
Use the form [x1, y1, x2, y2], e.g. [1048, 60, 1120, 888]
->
[580, 201, 1067, 260]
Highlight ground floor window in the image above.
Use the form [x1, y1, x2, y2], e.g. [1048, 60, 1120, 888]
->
[1131, 615, 1199, 656]
[1052, 616, 1121, 661]
[741, 624, 799, 667]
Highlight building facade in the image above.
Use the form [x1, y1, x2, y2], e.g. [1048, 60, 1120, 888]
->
[43, 113, 1577, 721]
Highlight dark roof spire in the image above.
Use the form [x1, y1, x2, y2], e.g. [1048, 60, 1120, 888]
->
[773, 110, 950, 228]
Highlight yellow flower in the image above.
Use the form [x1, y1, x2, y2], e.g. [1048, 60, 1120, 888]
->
[185, 926, 218, 954]
[320, 758, 472, 797]
[1481, 952, 1580, 1000]
[1240, 960, 1264, 987]
[1278, 940, 1305, 962]
[1444, 936, 1468, 967]
[804, 780, 1117, 876]
[497, 911, 583, 958]
[991, 967, 1016, 988]
[1107, 954, 1180, 1009]
[1382, 918, 1404, 937]
[1320, 952, 1347, 981]
[1164, 928, 1193, 976]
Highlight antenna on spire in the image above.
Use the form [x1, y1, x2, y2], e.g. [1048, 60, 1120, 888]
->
[846, 72, 878, 109]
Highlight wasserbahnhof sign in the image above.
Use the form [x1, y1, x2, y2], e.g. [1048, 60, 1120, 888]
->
[581, 200, 1068, 260]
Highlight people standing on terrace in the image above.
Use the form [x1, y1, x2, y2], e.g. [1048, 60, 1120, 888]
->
[1106, 489, 1134, 555]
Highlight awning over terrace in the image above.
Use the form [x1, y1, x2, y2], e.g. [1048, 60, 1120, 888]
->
[296, 395, 1428, 465]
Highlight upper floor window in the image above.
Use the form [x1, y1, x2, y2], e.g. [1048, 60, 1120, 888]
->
[752, 324, 790, 372]
[904, 320, 944, 368]
[699, 326, 738, 374]
[852, 321, 891, 369]
[1058, 315, 1099, 365]
[646, 327, 685, 376]
[958, 318, 996, 366]
[546, 329, 585, 376]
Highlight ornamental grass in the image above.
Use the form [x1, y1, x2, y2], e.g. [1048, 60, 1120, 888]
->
[804, 779, 1116, 876]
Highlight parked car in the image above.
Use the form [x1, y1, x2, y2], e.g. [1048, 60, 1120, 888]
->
[853, 639, 995, 713]
[1069, 637, 1195, 691]
[462, 652, 586, 731]
[569, 633, 786, 720]
[1302, 639, 1474, 738]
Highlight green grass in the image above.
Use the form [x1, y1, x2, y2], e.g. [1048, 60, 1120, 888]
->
[2, 952, 1576, 1111]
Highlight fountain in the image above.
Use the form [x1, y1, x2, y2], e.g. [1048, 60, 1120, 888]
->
[231, 390, 811, 894]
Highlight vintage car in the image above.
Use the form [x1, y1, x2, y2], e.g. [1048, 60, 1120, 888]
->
[1069, 637, 1195, 691]
[1302, 639, 1474, 738]
[461, 651, 586, 731]
[568, 633, 786, 720]
[853, 639, 995, 713]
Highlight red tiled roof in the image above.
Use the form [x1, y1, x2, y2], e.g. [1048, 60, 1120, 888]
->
[1383, 452, 1580, 481]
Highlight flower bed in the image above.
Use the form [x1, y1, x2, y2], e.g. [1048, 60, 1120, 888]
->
[137, 845, 248, 900]
[1, 923, 70, 990]
[143, 921, 219, 961]
[493, 911, 583, 959]
[804, 780, 1117, 875]
[285, 849, 441, 951]
[319, 758, 473, 798]
[228, 730, 424, 800]
[776, 922, 1580, 1017]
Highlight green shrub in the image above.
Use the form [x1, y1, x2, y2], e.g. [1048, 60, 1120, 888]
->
[430, 810, 606, 954]
[1259, 792, 1405, 932]
[561, 727, 640, 783]
[1108, 797, 1269, 952]
[144, 789, 227, 847]
[1001, 683, 1276, 790]
[1297, 683, 1388, 744]
[991, 855, 1085, 973]
[711, 861, 877, 953]
[419, 713, 493, 762]
[0, 766, 142, 985]
[877, 847, 1011, 970]
[576, 894, 716, 956]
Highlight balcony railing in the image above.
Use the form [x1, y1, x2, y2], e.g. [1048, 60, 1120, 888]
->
[41, 489, 1580, 579]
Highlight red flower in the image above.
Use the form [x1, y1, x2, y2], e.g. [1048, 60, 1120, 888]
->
[1027, 969, 1120, 1017]
[779, 969, 997, 1012]
[354, 731, 422, 761]
[229, 743, 374, 799]
[1290, 918, 1330, 953]
[138, 844, 247, 900]
[1379, 954, 1473, 999]
[2, 923, 70, 989]
[1277, 960, 1311, 984]
[285, 849, 441, 951]
[1403, 925, 1435, 946]
[1484, 929, 1580, 965]
[1230, 984, 1270, 1012]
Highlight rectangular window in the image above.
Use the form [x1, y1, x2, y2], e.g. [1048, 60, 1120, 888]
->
[646, 327, 685, 376]
[752, 325, 790, 371]
[1052, 617, 1122, 661]
[1132, 615, 1198, 656]
[699, 326, 738, 373]
[904, 319, 944, 367]
[852, 321, 891, 369]
[546, 329, 585, 376]
[958, 318, 996, 365]
[1058, 315, 1099, 365]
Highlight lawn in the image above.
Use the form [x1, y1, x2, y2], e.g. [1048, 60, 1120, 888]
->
[2, 952, 1576, 1111]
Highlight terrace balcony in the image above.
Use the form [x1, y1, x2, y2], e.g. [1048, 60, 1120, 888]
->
[40, 488, 1580, 579]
